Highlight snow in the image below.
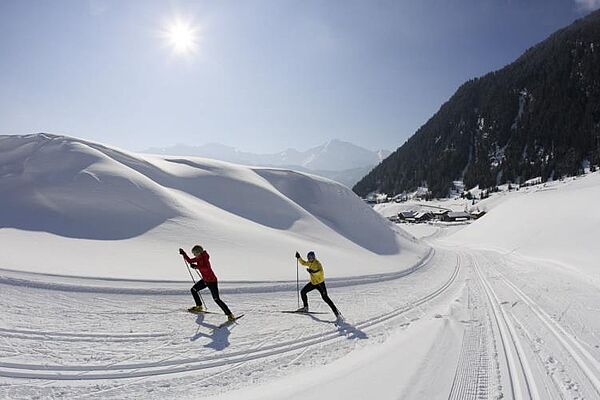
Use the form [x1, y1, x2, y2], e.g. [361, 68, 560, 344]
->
[207, 318, 458, 400]
[443, 171, 600, 281]
[2, 134, 600, 399]
[0, 133, 426, 281]
[143, 139, 389, 173]
[374, 199, 465, 218]
[511, 89, 528, 130]
[0, 245, 462, 399]
[522, 176, 542, 186]
[396, 223, 441, 239]
[142, 139, 391, 187]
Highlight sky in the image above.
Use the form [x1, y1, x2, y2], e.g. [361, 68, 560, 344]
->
[0, 0, 599, 154]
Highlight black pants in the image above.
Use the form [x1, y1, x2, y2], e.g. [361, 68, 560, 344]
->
[301, 282, 339, 316]
[191, 280, 231, 315]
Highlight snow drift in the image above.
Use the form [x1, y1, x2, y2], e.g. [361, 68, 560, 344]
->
[0, 134, 427, 281]
[444, 172, 600, 279]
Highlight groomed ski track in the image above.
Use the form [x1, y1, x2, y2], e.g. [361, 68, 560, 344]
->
[2, 229, 600, 399]
[0, 253, 459, 381]
[1, 246, 460, 399]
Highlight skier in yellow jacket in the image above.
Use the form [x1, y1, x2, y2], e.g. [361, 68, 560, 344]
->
[295, 251, 340, 318]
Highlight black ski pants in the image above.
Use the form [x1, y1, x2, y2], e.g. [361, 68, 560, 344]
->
[300, 282, 339, 316]
[191, 280, 231, 315]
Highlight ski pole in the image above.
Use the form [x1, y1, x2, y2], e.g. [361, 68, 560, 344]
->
[296, 258, 300, 309]
[184, 259, 206, 309]
[183, 259, 196, 284]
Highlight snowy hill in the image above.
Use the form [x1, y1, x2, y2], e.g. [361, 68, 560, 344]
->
[0, 133, 425, 281]
[443, 171, 600, 280]
[142, 139, 391, 187]
[3, 135, 600, 400]
[372, 169, 600, 281]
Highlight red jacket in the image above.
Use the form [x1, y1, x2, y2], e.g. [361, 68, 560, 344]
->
[184, 251, 218, 282]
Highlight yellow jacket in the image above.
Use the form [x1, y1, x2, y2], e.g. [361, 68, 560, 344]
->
[298, 257, 325, 285]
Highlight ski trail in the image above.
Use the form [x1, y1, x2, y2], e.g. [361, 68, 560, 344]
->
[0, 248, 435, 295]
[0, 326, 171, 341]
[447, 282, 491, 400]
[489, 260, 600, 398]
[0, 254, 460, 381]
[471, 252, 540, 400]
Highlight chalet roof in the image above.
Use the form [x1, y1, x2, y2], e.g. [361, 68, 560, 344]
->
[430, 209, 450, 214]
[447, 211, 471, 218]
[414, 211, 432, 219]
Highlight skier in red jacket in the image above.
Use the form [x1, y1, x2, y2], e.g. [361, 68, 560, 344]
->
[179, 245, 235, 321]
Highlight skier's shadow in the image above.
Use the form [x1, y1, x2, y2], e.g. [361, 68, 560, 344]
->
[190, 314, 232, 351]
[306, 314, 368, 340]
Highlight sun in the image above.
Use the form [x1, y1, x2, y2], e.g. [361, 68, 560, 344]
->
[162, 18, 199, 55]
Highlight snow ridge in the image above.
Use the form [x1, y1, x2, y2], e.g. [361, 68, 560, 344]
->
[0, 133, 426, 281]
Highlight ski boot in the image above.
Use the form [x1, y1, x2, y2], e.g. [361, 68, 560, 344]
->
[188, 305, 204, 313]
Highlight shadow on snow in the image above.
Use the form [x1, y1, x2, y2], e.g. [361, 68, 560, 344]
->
[189, 313, 234, 351]
[306, 313, 368, 340]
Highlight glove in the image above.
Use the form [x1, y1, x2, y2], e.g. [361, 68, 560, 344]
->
[306, 268, 312, 273]
[179, 248, 185, 255]
[295, 251, 300, 259]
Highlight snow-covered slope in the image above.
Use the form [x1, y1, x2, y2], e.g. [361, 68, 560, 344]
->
[3, 137, 599, 399]
[0, 134, 426, 281]
[443, 171, 600, 278]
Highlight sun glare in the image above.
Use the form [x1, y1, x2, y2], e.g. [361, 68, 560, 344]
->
[163, 18, 199, 55]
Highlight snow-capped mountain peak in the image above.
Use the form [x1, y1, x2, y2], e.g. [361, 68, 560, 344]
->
[143, 139, 389, 173]
[142, 139, 391, 187]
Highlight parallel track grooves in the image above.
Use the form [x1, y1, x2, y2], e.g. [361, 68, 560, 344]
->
[471, 253, 539, 400]
[0, 254, 460, 381]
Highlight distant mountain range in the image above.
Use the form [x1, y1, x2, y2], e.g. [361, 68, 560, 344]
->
[354, 9, 600, 198]
[142, 139, 391, 187]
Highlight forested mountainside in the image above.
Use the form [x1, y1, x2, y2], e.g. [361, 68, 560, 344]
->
[354, 10, 600, 198]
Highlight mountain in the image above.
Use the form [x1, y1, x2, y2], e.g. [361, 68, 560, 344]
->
[143, 139, 391, 187]
[295, 139, 390, 171]
[0, 133, 425, 280]
[354, 9, 600, 198]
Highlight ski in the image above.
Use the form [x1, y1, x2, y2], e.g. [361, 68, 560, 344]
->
[187, 309, 220, 315]
[280, 310, 329, 315]
[214, 314, 245, 330]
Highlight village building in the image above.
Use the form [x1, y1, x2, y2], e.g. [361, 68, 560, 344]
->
[398, 211, 417, 221]
[430, 209, 450, 221]
[443, 211, 472, 222]
[414, 211, 433, 222]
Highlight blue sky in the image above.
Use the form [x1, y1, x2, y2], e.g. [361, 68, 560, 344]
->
[0, 0, 598, 153]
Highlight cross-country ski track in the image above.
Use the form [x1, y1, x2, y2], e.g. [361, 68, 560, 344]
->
[2, 229, 600, 399]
